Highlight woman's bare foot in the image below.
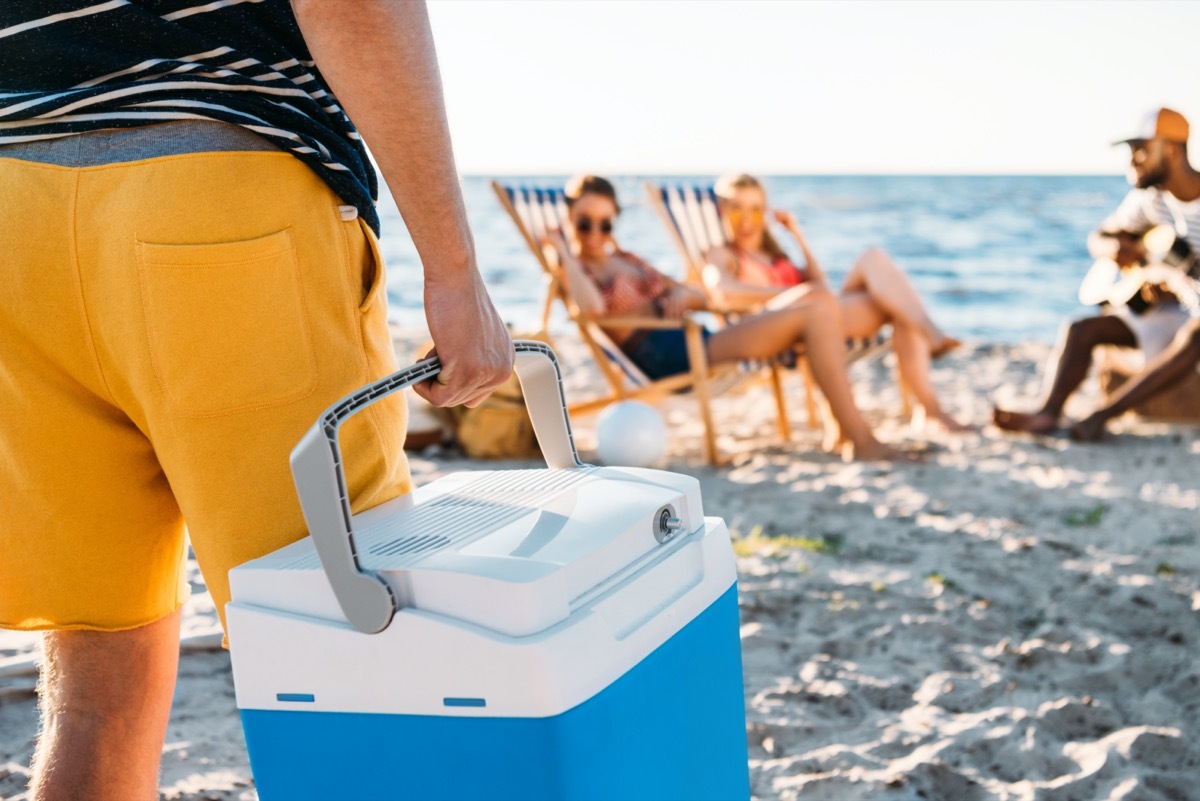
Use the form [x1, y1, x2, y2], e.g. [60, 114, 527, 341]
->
[824, 434, 848, 455]
[822, 426, 844, 454]
[930, 413, 977, 433]
[992, 407, 1059, 434]
[910, 404, 975, 434]
[930, 334, 964, 360]
[844, 438, 919, 462]
[1069, 415, 1108, 442]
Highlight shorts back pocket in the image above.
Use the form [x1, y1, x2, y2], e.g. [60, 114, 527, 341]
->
[137, 228, 318, 418]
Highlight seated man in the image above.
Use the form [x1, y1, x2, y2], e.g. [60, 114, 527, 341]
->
[994, 107, 1200, 434]
[1070, 317, 1200, 440]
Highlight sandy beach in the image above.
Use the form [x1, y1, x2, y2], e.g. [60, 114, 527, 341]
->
[2, 332, 1198, 801]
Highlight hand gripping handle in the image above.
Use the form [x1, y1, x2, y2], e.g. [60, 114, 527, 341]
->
[289, 341, 584, 634]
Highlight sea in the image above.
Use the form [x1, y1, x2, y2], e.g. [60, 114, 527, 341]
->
[374, 175, 1132, 345]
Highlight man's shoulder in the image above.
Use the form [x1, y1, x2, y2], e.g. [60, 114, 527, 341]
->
[1137, 185, 1190, 208]
[1115, 186, 1170, 219]
[1161, 187, 1200, 210]
[1118, 186, 1157, 202]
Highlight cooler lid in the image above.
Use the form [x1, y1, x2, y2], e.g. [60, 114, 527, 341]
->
[252, 466, 704, 637]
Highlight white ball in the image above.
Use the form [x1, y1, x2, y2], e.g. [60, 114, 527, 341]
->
[595, 400, 668, 467]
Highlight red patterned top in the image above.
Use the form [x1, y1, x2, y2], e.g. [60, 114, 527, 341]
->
[735, 247, 805, 288]
[583, 251, 671, 316]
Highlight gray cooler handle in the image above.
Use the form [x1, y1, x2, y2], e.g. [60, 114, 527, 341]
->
[289, 340, 584, 634]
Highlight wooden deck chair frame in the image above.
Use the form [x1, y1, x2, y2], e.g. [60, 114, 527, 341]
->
[644, 181, 901, 431]
[491, 180, 792, 465]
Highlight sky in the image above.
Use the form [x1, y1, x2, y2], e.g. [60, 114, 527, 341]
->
[426, 0, 1199, 175]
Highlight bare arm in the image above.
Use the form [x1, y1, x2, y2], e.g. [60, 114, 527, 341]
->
[291, 0, 512, 407]
[547, 233, 606, 317]
[774, 211, 830, 288]
[1088, 229, 1148, 268]
[1090, 191, 1156, 261]
[703, 246, 786, 311]
[1087, 229, 1118, 260]
[656, 282, 707, 318]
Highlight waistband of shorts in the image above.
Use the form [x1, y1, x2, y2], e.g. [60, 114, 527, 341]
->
[0, 120, 282, 167]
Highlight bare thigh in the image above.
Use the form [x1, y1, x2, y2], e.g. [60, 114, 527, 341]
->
[706, 305, 807, 364]
[764, 281, 826, 311]
[707, 288, 842, 364]
[837, 290, 886, 339]
[1071, 313, 1138, 349]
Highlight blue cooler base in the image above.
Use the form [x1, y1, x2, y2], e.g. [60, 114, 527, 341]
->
[240, 584, 748, 801]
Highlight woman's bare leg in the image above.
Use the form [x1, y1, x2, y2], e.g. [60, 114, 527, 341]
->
[705, 287, 901, 460]
[842, 247, 958, 354]
[763, 280, 825, 311]
[838, 293, 971, 432]
[835, 288, 887, 339]
[836, 289, 904, 415]
[891, 323, 974, 431]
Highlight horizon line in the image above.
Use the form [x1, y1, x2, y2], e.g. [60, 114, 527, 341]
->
[462, 170, 1123, 178]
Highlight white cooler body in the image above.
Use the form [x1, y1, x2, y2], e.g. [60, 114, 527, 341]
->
[227, 466, 750, 801]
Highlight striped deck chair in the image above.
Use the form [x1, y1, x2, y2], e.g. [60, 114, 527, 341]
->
[645, 181, 900, 429]
[492, 180, 793, 466]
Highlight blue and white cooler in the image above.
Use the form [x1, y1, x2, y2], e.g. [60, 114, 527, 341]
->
[226, 342, 750, 801]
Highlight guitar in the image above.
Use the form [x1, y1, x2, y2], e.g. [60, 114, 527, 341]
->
[1078, 224, 1200, 312]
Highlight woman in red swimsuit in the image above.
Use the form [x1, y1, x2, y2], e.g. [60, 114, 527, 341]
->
[705, 174, 970, 432]
[551, 175, 904, 461]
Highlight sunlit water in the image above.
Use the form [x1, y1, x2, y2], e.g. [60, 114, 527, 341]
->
[376, 175, 1129, 344]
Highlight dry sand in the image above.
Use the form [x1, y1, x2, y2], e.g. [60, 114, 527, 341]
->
[2, 333, 1198, 801]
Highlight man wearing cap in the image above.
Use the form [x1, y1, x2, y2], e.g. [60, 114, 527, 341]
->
[994, 107, 1200, 435]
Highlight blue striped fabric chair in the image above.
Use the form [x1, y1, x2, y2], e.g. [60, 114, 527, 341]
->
[645, 181, 896, 431]
[492, 180, 793, 466]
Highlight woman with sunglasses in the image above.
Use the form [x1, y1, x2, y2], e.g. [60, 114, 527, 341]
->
[704, 173, 970, 432]
[550, 175, 905, 461]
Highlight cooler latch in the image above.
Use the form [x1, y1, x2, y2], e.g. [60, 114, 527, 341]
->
[655, 505, 683, 544]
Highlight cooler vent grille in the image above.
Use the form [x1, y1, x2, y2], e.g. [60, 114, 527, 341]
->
[434, 498, 487, 509]
[358, 467, 596, 568]
[369, 534, 451, 557]
[277, 467, 599, 570]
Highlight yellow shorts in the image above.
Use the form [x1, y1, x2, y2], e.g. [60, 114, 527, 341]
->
[0, 150, 410, 634]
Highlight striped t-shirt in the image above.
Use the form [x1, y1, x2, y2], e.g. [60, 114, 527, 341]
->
[0, 0, 380, 233]
[1104, 186, 1200, 260]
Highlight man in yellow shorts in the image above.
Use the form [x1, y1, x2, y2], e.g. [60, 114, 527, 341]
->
[0, 3, 514, 799]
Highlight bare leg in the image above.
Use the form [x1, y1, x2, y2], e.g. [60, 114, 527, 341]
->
[31, 609, 181, 801]
[891, 322, 974, 431]
[1071, 319, 1200, 441]
[838, 293, 971, 432]
[706, 287, 903, 460]
[993, 315, 1136, 434]
[842, 247, 958, 354]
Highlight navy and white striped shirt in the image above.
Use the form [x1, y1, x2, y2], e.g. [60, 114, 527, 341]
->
[0, 0, 380, 232]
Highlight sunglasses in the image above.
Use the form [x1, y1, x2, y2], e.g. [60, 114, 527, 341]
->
[727, 207, 765, 224]
[575, 216, 614, 235]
